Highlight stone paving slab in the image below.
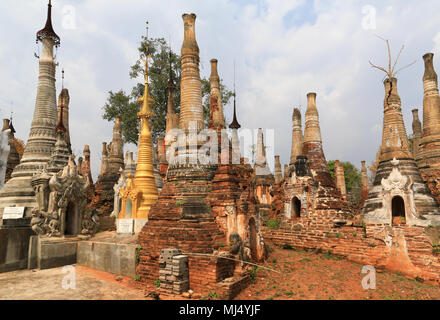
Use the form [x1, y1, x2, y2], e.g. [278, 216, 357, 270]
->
[0, 265, 146, 300]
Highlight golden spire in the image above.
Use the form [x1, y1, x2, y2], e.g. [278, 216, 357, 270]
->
[119, 21, 158, 221]
[137, 23, 154, 119]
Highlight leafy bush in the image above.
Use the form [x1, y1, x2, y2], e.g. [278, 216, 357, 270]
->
[265, 219, 281, 230]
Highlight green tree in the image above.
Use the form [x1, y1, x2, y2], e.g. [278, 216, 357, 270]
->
[102, 90, 140, 144]
[102, 37, 233, 145]
[328, 160, 362, 204]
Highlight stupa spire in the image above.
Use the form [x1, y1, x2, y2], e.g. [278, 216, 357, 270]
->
[229, 69, 241, 164]
[209, 59, 225, 129]
[290, 107, 303, 165]
[229, 64, 241, 130]
[417, 53, 440, 169]
[303, 93, 322, 143]
[334, 160, 347, 200]
[412, 108, 422, 159]
[119, 22, 158, 221]
[302, 92, 333, 186]
[165, 50, 179, 146]
[36, 0, 60, 47]
[379, 77, 412, 161]
[179, 13, 204, 131]
[274, 156, 283, 184]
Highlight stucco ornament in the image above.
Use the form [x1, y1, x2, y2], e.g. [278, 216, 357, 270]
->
[381, 158, 409, 192]
[0, 129, 10, 189]
[31, 155, 99, 237]
[111, 168, 127, 218]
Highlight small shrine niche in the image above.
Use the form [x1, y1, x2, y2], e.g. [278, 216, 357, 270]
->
[30, 156, 99, 237]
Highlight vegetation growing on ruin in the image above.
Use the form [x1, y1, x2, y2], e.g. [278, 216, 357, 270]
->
[327, 160, 362, 204]
[264, 218, 281, 230]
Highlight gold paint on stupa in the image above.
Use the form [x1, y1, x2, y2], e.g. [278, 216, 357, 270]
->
[119, 40, 158, 220]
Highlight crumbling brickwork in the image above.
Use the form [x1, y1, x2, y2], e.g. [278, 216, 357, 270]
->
[90, 118, 124, 218]
[264, 223, 440, 285]
[136, 13, 262, 298]
[159, 249, 189, 294]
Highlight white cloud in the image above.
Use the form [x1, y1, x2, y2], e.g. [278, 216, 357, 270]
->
[1, 0, 440, 179]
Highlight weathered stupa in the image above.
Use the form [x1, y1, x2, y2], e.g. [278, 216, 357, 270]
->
[79, 145, 93, 184]
[90, 117, 124, 218]
[274, 156, 283, 184]
[282, 92, 349, 223]
[179, 14, 204, 132]
[208, 59, 225, 129]
[46, 107, 70, 173]
[301, 92, 343, 198]
[284, 164, 289, 179]
[290, 108, 303, 171]
[107, 117, 124, 172]
[411, 109, 422, 159]
[359, 160, 369, 208]
[334, 160, 347, 200]
[57, 87, 70, 151]
[137, 12, 223, 287]
[2, 119, 20, 184]
[417, 53, 440, 170]
[362, 77, 440, 226]
[137, 14, 265, 297]
[0, 0, 60, 222]
[254, 128, 274, 205]
[164, 53, 179, 150]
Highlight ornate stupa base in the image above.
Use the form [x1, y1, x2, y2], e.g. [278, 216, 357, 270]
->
[362, 158, 440, 226]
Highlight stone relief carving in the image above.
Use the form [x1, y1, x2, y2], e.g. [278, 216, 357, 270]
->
[31, 155, 99, 237]
[381, 158, 410, 192]
[111, 168, 126, 218]
[229, 233, 250, 269]
[366, 158, 421, 224]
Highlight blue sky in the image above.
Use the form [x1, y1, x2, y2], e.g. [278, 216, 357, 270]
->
[1, 0, 440, 180]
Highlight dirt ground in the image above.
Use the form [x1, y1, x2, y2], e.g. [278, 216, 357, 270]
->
[0, 265, 145, 300]
[1, 244, 439, 300]
[235, 243, 440, 300]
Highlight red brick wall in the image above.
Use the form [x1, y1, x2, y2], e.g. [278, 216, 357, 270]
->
[264, 220, 440, 284]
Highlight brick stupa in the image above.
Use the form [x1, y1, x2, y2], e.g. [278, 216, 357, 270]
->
[137, 14, 266, 296]
[90, 117, 124, 217]
[137, 15, 226, 291]
[281, 92, 349, 222]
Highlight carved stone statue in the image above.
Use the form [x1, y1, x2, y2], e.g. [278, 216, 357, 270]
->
[229, 233, 250, 269]
[31, 155, 99, 237]
[111, 168, 126, 218]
